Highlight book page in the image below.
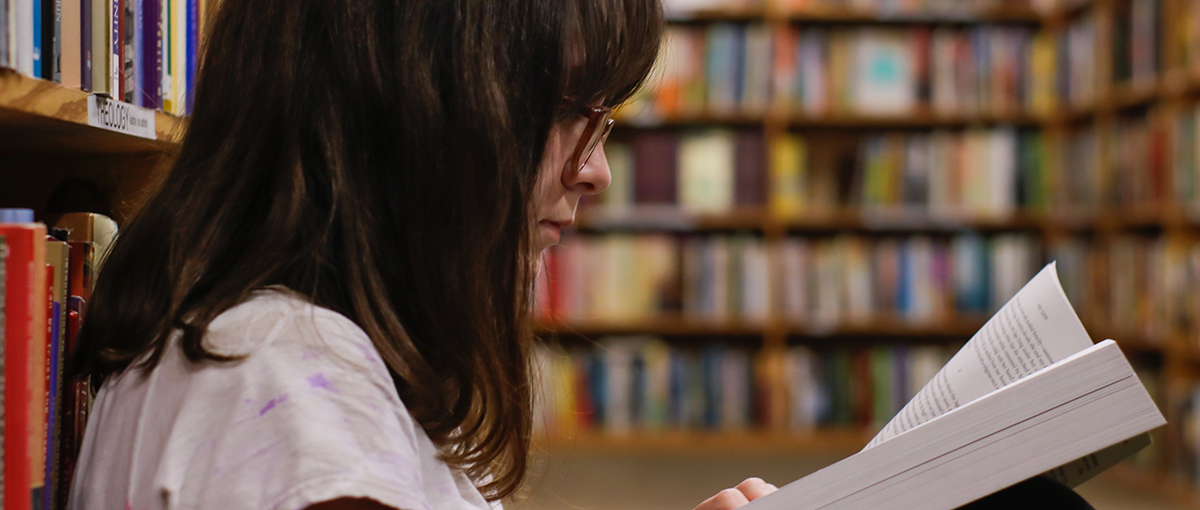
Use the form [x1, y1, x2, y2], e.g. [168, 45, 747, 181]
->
[865, 262, 1093, 449]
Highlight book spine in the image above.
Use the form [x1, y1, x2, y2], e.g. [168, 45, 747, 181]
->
[0, 223, 47, 510]
[81, 0, 91, 90]
[131, 0, 141, 105]
[184, 0, 195, 113]
[139, 0, 158, 108]
[121, 0, 131, 102]
[0, 0, 8, 68]
[0, 237, 6, 504]
[50, 0, 60, 83]
[90, 0, 107, 94]
[169, 0, 184, 114]
[42, 241, 66, 510]
[110, 0, 119, 95]
[32, 0, 41, 77]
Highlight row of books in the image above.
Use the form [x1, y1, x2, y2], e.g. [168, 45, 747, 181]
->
[774, 26, 1039, 117]
[1104, 236, 1200, 344]
[597, 119, 1200, 219]
[534, 232, 1047, 325]
[1171, 105, 1200, 208]
[1110, 0, 1160, 86]
[1, 0, 202, 114]
[835, 129, 1042, 219]
[0, 210, 113, 510]
[532, 338, 958, 436]
[631, 24, 1043, 120]
[661, 0, 1036, 17]
[1169, 381, 1200, 489]
[600, 128, 1044, 220]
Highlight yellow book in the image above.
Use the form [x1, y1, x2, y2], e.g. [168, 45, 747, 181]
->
[769, 134, 807, 219]
[1030, 32, 1057, 116]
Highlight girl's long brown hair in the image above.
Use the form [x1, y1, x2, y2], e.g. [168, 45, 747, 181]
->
[76, 0, 662, 499]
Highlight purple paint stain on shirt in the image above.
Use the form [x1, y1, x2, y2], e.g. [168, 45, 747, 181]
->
[307, 373, 340, 393]
[300, 351, 317, 360]
[355, 342, 379, 362]
[259, 393, 290, 416]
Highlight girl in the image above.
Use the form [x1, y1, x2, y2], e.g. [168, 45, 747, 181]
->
[65, 0, 777, 509]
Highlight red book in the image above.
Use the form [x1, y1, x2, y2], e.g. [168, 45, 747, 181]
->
[0, 222, 48, 510]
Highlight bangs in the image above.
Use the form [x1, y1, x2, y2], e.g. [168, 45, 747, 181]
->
[562, 0, 664, 115]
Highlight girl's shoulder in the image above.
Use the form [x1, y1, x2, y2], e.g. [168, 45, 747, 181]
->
[203, 287, 389, 374]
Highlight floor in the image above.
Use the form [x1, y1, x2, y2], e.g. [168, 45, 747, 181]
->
[514, 450, 1197, 510]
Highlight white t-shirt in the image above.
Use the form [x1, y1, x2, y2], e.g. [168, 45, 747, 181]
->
[68, 288, 496, 510]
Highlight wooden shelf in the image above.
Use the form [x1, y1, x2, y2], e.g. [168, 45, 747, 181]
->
[615, 113, 766, 128]
[577, 207, 766, 231]
[615, 111, 1042, 129]
[537, 315, 990, 340]
[789, 316, 987, 339]
[787, 111, 1041, 128]
[538, 317, 766, 337]
[661, 7, 1042, 25]
[533, 429, 871, 454]
[0, 68, 183, 154]
[782, 210, 1049, 232]
[783, 7, 1041, 25]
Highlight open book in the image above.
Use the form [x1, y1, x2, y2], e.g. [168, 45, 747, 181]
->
[745, 262, 1167, 510]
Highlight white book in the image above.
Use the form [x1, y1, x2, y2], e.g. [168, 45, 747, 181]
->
[16, 0, 31, 74]
[744, 263, 1166, 510]
[851, 30, 915, 115]
[678, 131, 735, 214]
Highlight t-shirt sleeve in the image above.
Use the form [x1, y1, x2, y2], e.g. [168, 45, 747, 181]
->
[171, 307, 432, 510]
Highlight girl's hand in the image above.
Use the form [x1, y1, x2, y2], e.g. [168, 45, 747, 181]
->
[694, 477, 779, 510]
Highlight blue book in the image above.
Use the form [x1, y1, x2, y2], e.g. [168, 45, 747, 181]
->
[185, 0, 197, 113]
[588, 353, 606, 426]
[45, 300, 61, 510]
[667, 352, 685, 427]
[701, 345, 721, 429]
[33, 0, 43, 77]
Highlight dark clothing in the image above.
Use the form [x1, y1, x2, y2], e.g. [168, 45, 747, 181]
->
[957, 476, 1095, 510]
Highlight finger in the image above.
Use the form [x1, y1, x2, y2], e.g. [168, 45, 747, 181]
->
[736, 477, 779, 501]
[693, 488, 752, 510]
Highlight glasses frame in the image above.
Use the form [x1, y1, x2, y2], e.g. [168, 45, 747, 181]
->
[567, 105, 615, 174]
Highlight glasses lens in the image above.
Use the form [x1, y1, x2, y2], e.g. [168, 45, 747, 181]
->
[577, 112, 614, 172]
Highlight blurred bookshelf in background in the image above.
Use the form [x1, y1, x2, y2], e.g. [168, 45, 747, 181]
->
[531, 0, 1200, 506]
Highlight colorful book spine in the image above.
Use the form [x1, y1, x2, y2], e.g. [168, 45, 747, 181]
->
[184, 0, 196, 113]
[137, 0, 159, 108]
[0, 210, 47, 510]
[42, 238, 67, 510]
[110, 0, 120, 96]
[32, 0, 42, 78]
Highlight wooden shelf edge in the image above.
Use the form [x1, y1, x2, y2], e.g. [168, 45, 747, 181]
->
[661, 7, 1042, 24]
[533, 429, 870, 454]
[0, 67, 183, 153]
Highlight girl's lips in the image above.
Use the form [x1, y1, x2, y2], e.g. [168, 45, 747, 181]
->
[539, 221, 562, 245]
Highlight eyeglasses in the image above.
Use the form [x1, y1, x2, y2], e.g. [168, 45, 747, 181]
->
[568, 106, 615, 173]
